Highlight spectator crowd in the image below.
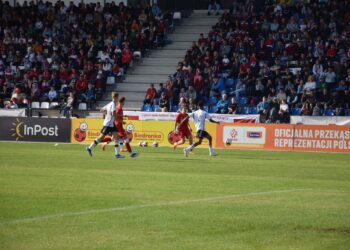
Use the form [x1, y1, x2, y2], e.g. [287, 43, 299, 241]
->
[0, 0, 172, 113]
[143, 0, 350, 123]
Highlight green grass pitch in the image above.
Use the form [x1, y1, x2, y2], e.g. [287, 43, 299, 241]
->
[0, 142, 350, 250]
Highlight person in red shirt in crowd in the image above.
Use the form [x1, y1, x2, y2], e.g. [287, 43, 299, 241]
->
[59, 65, 71, 83]
[143, 83, 157, 104]
[70, 68, 79, 81]
[156, 19, 166, 46]
[198, 33, 207, 45]
[101, 97, 138, 158]
[121, 45, 132, 73]
[326, 44, 337, 59]
[41, 68, 51, 81]
[172, 105, 193, 151]
[75, 74, 88, 92]
[27, 67, 39, 80]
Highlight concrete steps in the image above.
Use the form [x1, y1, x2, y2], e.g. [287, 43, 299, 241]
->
[117, 83, 151, 92]
[123, 74, 168, 83]
[132, 66, 173, 75]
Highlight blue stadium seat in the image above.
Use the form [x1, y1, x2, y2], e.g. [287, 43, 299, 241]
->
[203, 106, 209, 112]
[242, 106, 250, 114]
[325, 109, 334, 116]
[141, 104, 149, 112]
[291, 108, 301, 115]
[171, 105, 178, 112]
[346, 109, 350, 116]
[209, 106, 218, 113]
[224, 78, 236, 88]
[153, 105, 159, 112]
[238, 97, 247, 106]
[208, 96, 217, 106]
[250, 107, 258, 114]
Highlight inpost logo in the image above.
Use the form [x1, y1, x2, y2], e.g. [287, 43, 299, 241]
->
[11, 118, 59, 141]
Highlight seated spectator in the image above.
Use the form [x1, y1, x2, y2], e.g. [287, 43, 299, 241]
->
[48, 86, 58, 102]
[303, 76, 316, 91]
[158, 92, 170, 112]
[301, 101, 313, 116]
[257, 97, 270, 123]
[268, 98, 280, 123]
[278, 99, 289, 123]
[216, 94, 229, 114]
[287, 89, 298, 108]
[186, 85, 197, 102]
[31, 82, 41, 102]
[61, 92, 75, 118]
[121, 45, 132, 74]
[85, 84, 95, 109]
[228, 97, 238, 114]
[312, 60, 324, 79]
[178, 97, 187, 112]
[312, 102, 323, 116]
[208, 0, 221, 16]
[276, 90, 286, 102]
[324, 67, 337, 89]
[144, 83, 157, 105]
[156, 83, 167, 100]
[6, 98, 18, 109]
[188, 98, 196, 112]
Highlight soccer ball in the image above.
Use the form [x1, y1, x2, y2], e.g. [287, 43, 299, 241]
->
[141, 141, 148, 147]
[225, 138, 232, 146]
[152, 142, 159, 147]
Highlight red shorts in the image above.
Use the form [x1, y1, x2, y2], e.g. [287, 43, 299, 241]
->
[116, 125, 126, 138]
[178, 129, 191, 139]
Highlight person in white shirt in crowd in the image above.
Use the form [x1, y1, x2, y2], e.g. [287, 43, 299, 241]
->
[183, 101, 220, 157]
[86, 92, 120, 158]
[48, 86, 58, 101]
[279, 99, 289, 123]
[324, 67, 337, 88]
[303, 75, 316, 91]
[312, 59, 324, 79]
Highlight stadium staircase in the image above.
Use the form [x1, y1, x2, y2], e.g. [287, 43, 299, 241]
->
[95, 10, 220, 112]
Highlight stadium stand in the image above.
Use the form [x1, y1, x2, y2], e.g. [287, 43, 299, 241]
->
[0, 0, 173, 112]
[141, 0, 350, 123]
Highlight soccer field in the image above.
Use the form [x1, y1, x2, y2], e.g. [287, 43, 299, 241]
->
[0, 142, 349, 250]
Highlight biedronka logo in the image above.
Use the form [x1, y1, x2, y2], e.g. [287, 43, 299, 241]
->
[11, 118, 59, 141]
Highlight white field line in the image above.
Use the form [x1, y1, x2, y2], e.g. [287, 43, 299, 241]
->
[0, 189, 306, 226]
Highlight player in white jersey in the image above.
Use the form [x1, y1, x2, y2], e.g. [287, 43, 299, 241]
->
[183, 101, 220, 157]
[86, 92, 122, 158]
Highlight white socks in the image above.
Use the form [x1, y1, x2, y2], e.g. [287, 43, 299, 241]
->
[114, 140, 120, 155]
[89, 138, 101, 149]
[209, 146, 214, 156]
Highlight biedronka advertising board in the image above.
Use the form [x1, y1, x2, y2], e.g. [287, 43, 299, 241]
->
[70, 118, 217, 148]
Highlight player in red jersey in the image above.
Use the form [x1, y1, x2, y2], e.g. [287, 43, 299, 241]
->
[173, 105, 193, 151]
[101, 97, 138, 158]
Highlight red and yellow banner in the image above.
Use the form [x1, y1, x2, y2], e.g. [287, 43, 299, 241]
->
[71, 118, 216, 148]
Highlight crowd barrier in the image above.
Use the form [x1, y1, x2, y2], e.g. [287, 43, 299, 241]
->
[0, 116, 349, 153]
